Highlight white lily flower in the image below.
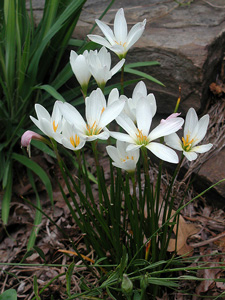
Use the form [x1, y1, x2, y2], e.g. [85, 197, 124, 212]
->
[106, 140, 139, 173]
[60, 121, 86, 151]
[87, 47, 125, 89]
[109, 97, 184, 163]
[58, 88, 125, 142]
[30, 102, 63, 143]
[70, 50, 91, 95]
[164, 108, 213, 161]
[87, 8, 146, 58]
[123, 81, 156, 123]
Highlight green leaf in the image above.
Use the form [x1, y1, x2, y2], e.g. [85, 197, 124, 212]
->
[31, 140, 56, 159]
[33, 246, 46, 263]
[33, 275, 41, 300]
[1, 162, 12, 224]
[37, 84, 66, 102]
[12, 153, 53, 206]
[124, 67, 165, 86]
[66, 262, 75, 296]
[0, 289, 17, 300]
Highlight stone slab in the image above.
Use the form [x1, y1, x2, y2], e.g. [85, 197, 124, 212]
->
[75, 0, 225, 114]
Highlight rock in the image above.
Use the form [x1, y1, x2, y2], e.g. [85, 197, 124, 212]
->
[75, 0, 225, 114]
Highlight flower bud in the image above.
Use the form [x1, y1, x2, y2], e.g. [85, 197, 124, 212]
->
[121, 274, 133, 296]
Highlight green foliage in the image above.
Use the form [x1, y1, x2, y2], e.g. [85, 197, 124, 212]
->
[0, 0, 87, 224]
[0, 289, 17, 300]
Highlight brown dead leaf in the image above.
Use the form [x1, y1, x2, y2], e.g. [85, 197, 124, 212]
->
[167, 211, 200, 255]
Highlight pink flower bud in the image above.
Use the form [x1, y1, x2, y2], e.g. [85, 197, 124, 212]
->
[21, 131, 43, 157]
[160, 113, 181, 124]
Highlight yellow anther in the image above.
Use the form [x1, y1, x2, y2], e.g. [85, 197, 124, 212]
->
[115, 41, 127, 47]
[70, 135, 80, 148]
[182, 134, 194, 151]
[53, 120, 58, 132]
[86, 121, 101, 136]
[101, 107, 105, 114]
[136, 129, 148, 145]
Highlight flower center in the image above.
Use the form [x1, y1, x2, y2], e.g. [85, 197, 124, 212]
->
[136, 129, 149, 146]
[121, 155, 134, 162]
[115, 41, 127, 47]
[53, 120, 58, 132]
[182, 134, 194, 151]
[86, 121, 102, 136]
[70, 135, 80, 148]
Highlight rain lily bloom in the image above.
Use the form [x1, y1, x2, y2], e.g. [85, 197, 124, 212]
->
[106, 140, 140, 173]
[58, 88, 125, 142]
[30, 102, 63, 143]
[109, 97, 184, 163]
[123, 81, 156, 123]
[87, 8, 146, 59]
[21, 130, 46, 157]
[87, 47, 125, 90]
[164, 108, 213, 161]
[70, 50, 91, 95]
[60, 121, 86, 151]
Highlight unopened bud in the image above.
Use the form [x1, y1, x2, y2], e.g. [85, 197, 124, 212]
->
[121, 274, 133, 296]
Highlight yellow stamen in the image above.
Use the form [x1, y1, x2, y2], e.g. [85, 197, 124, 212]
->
[182, 134, 194, 151]
[86, 121, 102, 136]
[136, 129, 149, 145]
[115, 41, 127, 47]
[53, 120, 58, 132]
[70, 135, 80, 148]
[101, 107, 105, 114]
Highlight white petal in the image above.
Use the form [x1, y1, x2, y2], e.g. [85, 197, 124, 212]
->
[95, 19, 115, 45]
[110, 58, 125, 76]
[109, 44, 125, 55]
[99, 99, 125, 129]
[86, 89, 105, 127]
[126, 19, 146, 50]
[147, 93, 157, 117]
[59, 102, 86, 131]
[164, 133, 183, 151]
[87, 34, 112, 49]
[108, 88, 120, 105]
[35, 104, 50, 122]
[114, 8, 128, 42]
[183, 151, 198, 161]
[136, 97, 153, 136]
[132, 81, 147, 99]
[116, 113, 138, 139]
[109, 131, 134, 143]
[30, 116, 42, 132]
[192, 114, 209, 146]
[192, 143, 213, 153]
[126, 143, 142, 152]
[149, 117, 184, 141]
[106, 145, 121, 163]
[146, 142, 179, 163]
[184, 108, 198, 138]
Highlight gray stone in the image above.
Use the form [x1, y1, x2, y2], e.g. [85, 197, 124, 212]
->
[75, 0, 225, 114]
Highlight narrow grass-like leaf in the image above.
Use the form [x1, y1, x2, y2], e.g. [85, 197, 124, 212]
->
[66, 262, 75, 297]
[1, 162, 12, 224]
[37, 84, 66, 102]
[12, 153, 53, 206]
[124, 67, 165, 86]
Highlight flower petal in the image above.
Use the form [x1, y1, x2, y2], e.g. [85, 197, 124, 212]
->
[109, 131, 134, 143]
[111, 58, 125, 76]
[149, 117, 184, 141]
[192, 114, 209, 146]
[114, 8, 128, 42]
[136, 97, 153, 136]
[98, 99, 125, 129]
[58, 102, 86, 131]
[87, 34, 112, 49]
[183, 151, 198, 161]
[192, 143, 213, 153]
[146, 142, 179, 163]
[116, 113, 138, 139]
[35, 104, 50, 122]
[95, 19, 115, 45]
[126, 19, 146, 50]
[164, 133, 183, 151]
[184, 108, 198, 139]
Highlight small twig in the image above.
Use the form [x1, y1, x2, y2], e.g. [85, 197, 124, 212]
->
[189, 231, 225, 248]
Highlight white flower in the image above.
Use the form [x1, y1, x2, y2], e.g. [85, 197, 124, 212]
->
[106, 140, 139, 172]
[60, 121, 86, 151]
[70, 50, 91, 94]
[123, 81, 156, 123]
[109, 97, 184, 163]
[30, 102, 63, 143]
[164, 108, 213, 161]
[87, 8, 146, 58]
[87, 47, 125, 89]
[58, 88, 125, 142]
